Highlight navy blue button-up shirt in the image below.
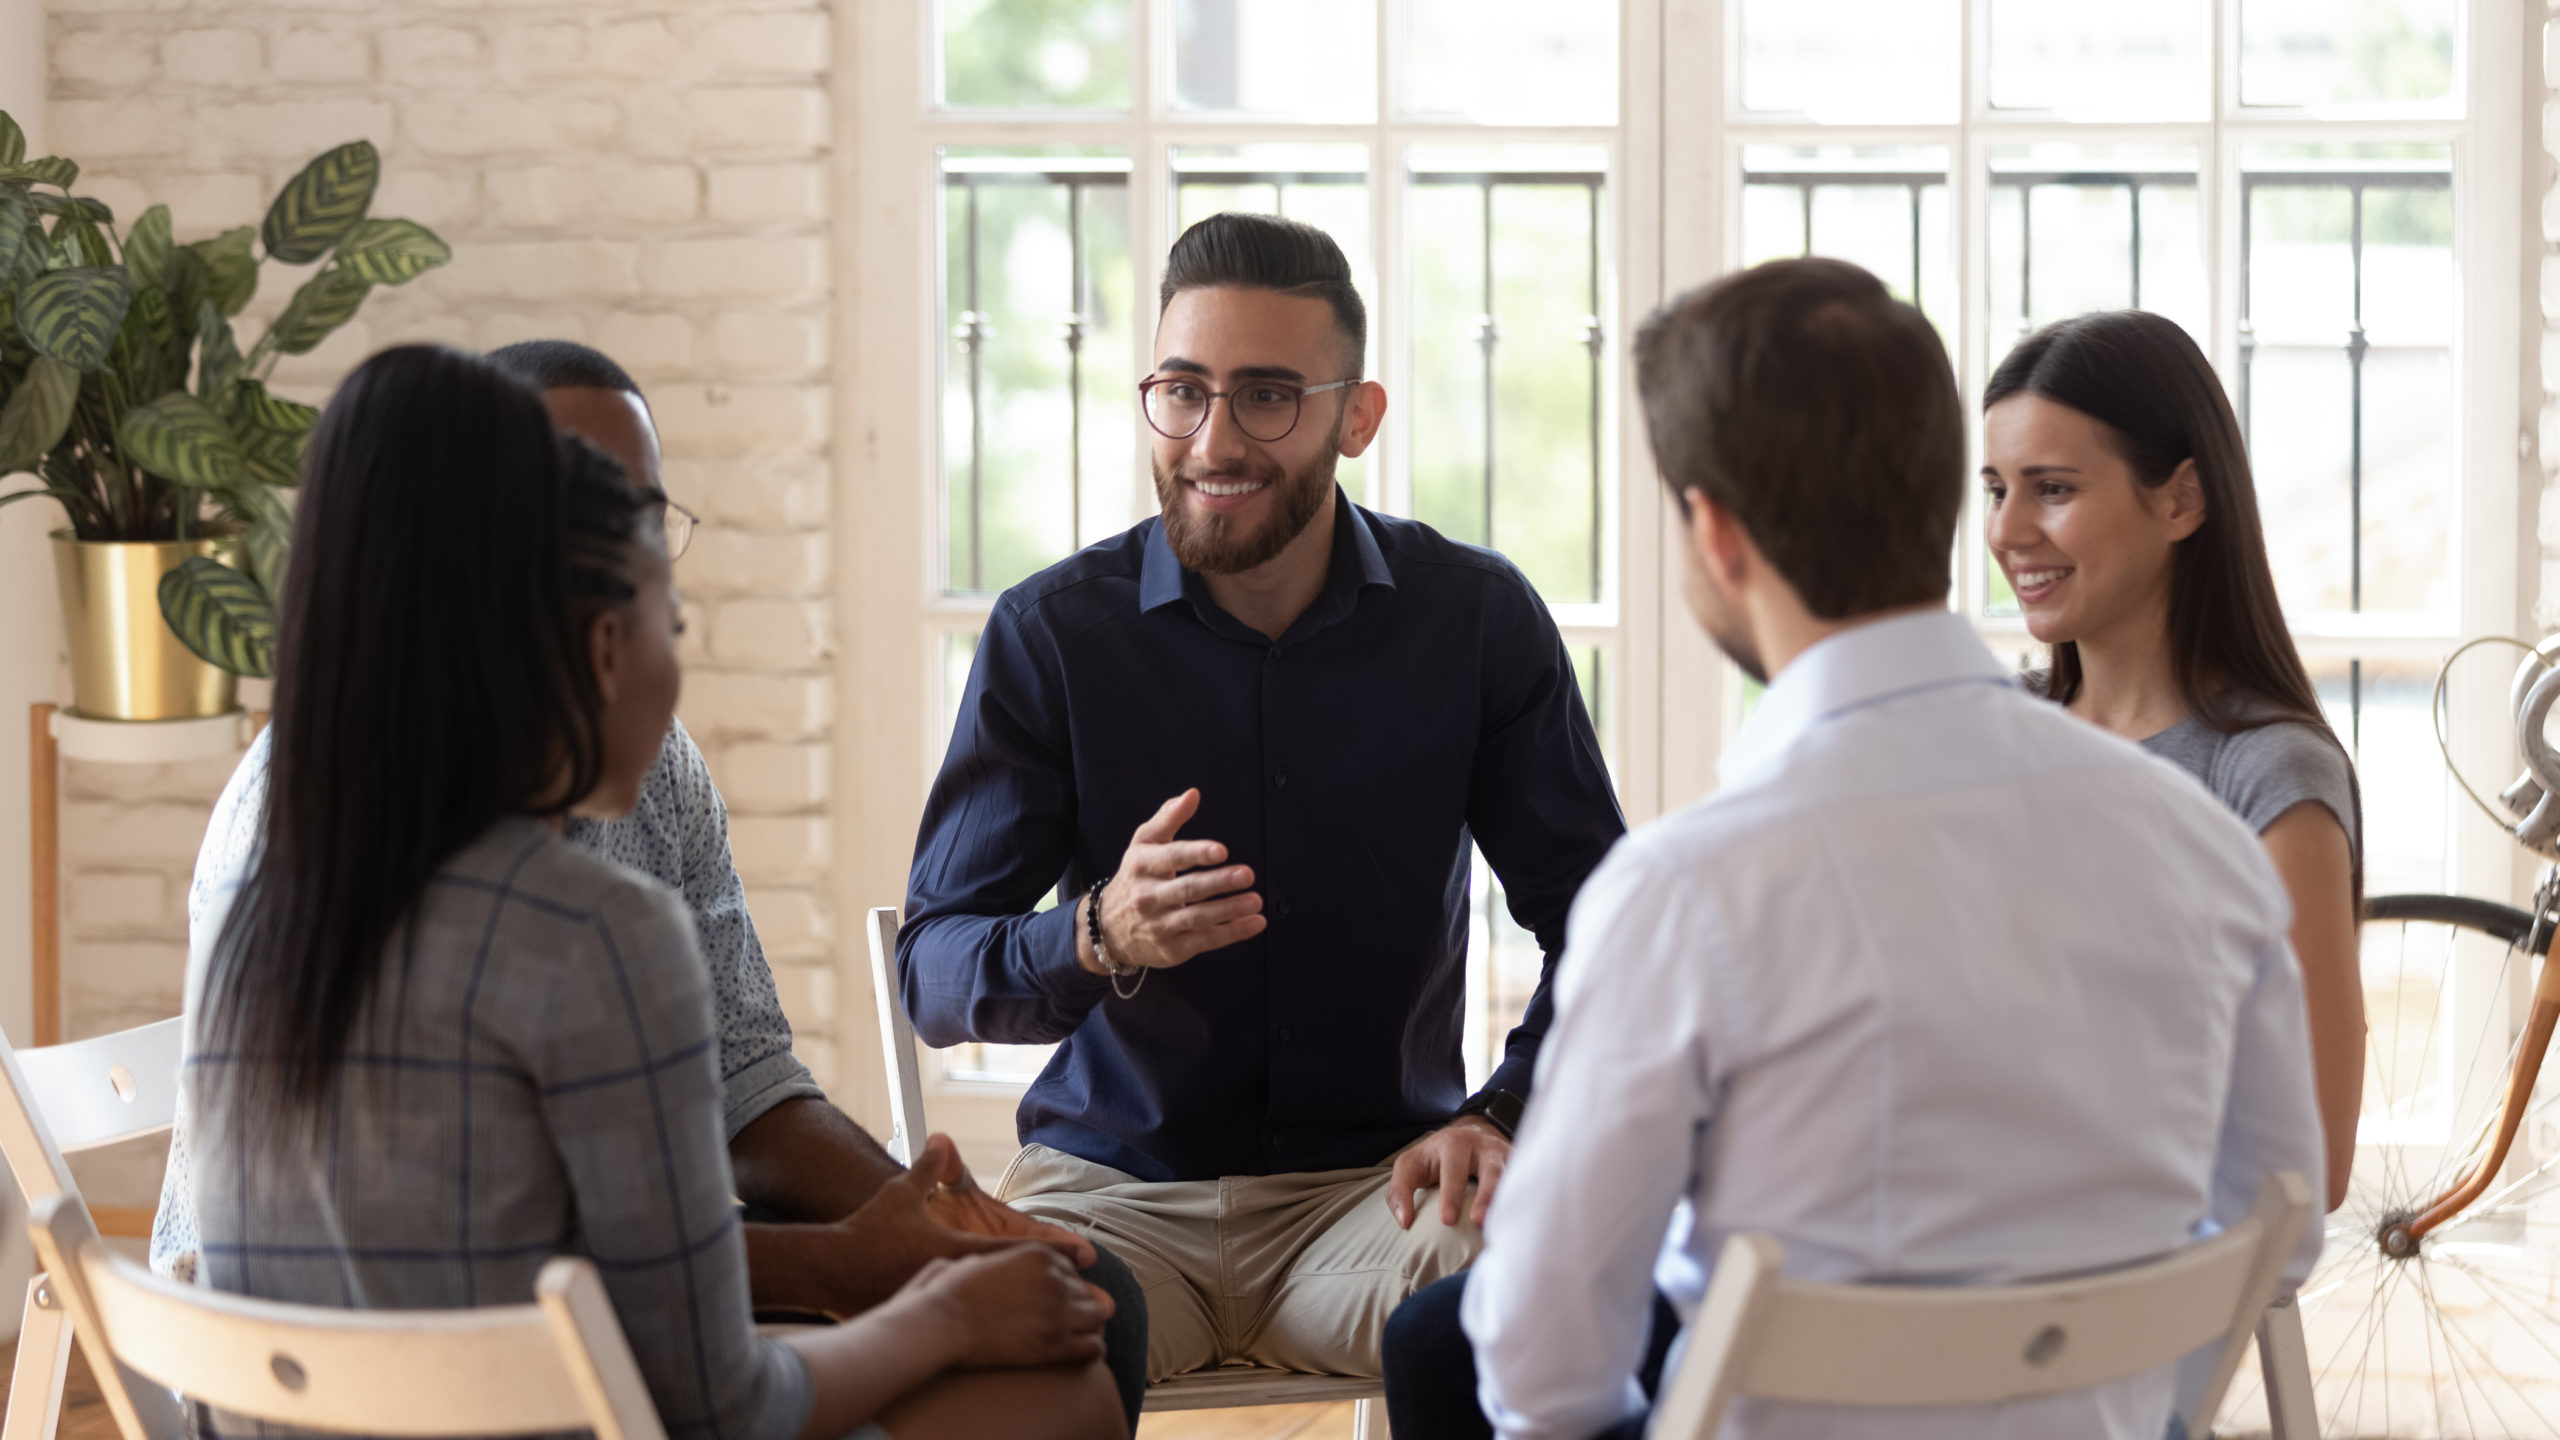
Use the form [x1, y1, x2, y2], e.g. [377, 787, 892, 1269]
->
[899, 493, 1625, 1183]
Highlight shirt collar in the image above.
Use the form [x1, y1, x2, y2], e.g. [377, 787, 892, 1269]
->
[1137, 486, 1397, 629]
[1716, 608, 2011, 789]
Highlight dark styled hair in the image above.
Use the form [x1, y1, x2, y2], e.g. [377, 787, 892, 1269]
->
[203, 345, 651, 1119]
[1986, 312, 2328, 733]
[1634, 257, 1964, 619]
[486, 338, 644, 400]
[1159, 213, 1366, 374]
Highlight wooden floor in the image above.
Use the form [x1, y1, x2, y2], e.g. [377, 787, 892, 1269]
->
[0, 1337, 1361, 1440]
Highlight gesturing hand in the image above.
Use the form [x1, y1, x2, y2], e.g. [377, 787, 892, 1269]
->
[903, 1244, 1116, 1370]
[1077, 788, 1265, 975]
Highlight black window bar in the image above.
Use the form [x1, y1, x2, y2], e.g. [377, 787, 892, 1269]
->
[2238, 166, 2452, 752]
[941, 165, 1609, 601]
[943, 163, 1121, 594]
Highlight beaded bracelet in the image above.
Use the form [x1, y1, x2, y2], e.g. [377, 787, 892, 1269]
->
[1087, 876, 1145, 1000]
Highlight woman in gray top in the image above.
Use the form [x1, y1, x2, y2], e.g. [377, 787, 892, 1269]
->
[183, 345, 1125, 1440]
[1979, 311, 2363, 1212]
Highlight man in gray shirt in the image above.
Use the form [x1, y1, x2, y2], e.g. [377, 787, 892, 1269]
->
[153, 340, 1147, 1422]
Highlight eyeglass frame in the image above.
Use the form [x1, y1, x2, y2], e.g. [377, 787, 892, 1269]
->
[658, 496, 699, 561]
[1137, 375, 1359, 443]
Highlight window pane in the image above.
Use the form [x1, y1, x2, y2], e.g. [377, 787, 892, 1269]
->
[1175, 0, 1374, 120]
[1739, 147, 1953, 339]
[2239, 0, 2456, 109]
[1408, 147, 1609, 605]
[1985, 145, 2204, 362]
[2241, 146, 2454, 621]
[1988, 0, 2206, 118]
[1173, 146, 1373, 496]
[941, 0, 1133, 110]
[941, 151, 1137, 596]
[1739, 0, 1956, 122]
[2313, 656, 2445, 896]
[1404, 0, 1615, 125]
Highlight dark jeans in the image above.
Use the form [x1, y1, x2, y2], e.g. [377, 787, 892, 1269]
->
[1085, 1242, 1151, 1432]
[1382, 1270, 1683, 1440]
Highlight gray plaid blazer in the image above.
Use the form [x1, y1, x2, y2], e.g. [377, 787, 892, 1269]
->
[181, 818, 811, 1440]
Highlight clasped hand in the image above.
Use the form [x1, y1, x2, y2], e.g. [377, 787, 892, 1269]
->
[1077, 788, 1265, 974]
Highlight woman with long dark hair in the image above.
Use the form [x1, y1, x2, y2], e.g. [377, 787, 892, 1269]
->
[183, 344, 1125, 1440]
[1982, 311, 2362, 1211]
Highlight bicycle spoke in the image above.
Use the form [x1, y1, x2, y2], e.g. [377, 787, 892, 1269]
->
[2416, 1258, 2486, 1438]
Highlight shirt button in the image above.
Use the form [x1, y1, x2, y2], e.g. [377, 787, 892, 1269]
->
[1277, 1024, 1294, 1043]
[1276, 898, 1294, 917]
[1273, 771, 1290, 788]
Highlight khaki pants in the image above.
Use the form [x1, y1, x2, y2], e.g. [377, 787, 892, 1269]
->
[996, 1143, 1482, 1383]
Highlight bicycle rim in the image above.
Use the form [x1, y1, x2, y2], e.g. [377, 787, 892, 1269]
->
[2219, 894, 2560, 1439]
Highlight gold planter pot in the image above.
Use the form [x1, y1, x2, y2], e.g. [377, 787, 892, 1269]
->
[52, 532, 239, 722]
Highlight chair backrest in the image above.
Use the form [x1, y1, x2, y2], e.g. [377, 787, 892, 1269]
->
[0, 1018, 185, 1207]
[1648, 1172, 2312, 1440]
[866, 906, 929, 1166]
[27, 1194, 668, 1440]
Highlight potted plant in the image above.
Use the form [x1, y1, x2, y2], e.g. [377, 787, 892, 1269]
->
[0, 110, 449, 720]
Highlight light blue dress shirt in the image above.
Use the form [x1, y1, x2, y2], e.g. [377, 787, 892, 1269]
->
[1461, 610, 2325, 1440]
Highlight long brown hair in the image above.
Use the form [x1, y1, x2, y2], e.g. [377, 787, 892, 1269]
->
[1986, 311, 2361, 891]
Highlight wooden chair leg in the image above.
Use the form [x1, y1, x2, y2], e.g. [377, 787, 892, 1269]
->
[1350, 1397, 1388, 1440]
[3, 1273, 73, 1440]
[2257, 1294, 2318, 1440]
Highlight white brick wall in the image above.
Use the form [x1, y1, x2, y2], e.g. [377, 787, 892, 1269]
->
[44, 0, 839, 1208]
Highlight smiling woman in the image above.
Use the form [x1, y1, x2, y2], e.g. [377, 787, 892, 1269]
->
[1981, 311, 2365, 1218]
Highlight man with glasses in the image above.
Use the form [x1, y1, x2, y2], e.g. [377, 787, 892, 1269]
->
[900, 213, 1626, 1382]
[156, 340, 1152, 1431]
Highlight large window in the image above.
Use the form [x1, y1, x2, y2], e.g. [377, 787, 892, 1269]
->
[855, 0, 2519, 1129]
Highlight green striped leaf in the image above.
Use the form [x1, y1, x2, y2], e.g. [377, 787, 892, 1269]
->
[157, 555, 274, 678]
[263, 265, 370, 356]
[0, 158, 75, 188]
[241, 515, 290, 597]
[261, 141, 377, 265]
[0, 112, 22, 168]
[0, 191, 28, 280]
[231, 378, 319, 436]
[123, 269, 181, 364]
[27, 193, 110, 225]
[122, 204, 172, 291]
[17, 266, 130, 372]
[196, 302, 240, 397]
[51, 220, 111, 270]
[187, 228, 256, 317]
[331, 217, 449, 286]
[117, 391, 246, 491]
[0, 353, 78, 473]
[237, 425, 304, 489]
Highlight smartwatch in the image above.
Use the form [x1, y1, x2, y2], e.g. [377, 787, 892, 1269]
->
[1453, 1088, 1524, 1140]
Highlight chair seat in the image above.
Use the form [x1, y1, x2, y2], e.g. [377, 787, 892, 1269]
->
[1141, 1366, 1386, 1412]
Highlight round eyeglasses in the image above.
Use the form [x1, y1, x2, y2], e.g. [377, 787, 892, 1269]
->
[1140, 376, 1356, 443]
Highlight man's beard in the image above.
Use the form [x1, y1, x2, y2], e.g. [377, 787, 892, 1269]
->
[1686, 559, 1768, 684]
[1153, 420, 1341, 575]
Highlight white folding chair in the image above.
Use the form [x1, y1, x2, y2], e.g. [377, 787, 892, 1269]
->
[1648, 1172, 2315, 1440]
[0, 1019, 186, 1440]
[27, 1192, 665, 1440]
[868, 906, 1391, 1438]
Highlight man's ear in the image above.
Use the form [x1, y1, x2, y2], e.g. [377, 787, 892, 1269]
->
[2162, 458, 2207, 543]
[587, 608, 627, 708]
[1337, 380, 1388, 459]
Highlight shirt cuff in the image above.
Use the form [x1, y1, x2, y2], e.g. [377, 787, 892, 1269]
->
[1480, 1055, 1536, 1112]
[1028, 899, 1113, 1005]
[722, 1050, 830, 1143]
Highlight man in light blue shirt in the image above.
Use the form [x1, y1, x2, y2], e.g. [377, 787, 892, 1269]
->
[1456, 259, 2324, 1440]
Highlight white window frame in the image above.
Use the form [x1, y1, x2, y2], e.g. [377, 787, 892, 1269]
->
[841, 0, 2526, 1158]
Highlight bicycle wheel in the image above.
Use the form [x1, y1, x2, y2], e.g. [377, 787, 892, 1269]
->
[2217, 892, 2560, 1438]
